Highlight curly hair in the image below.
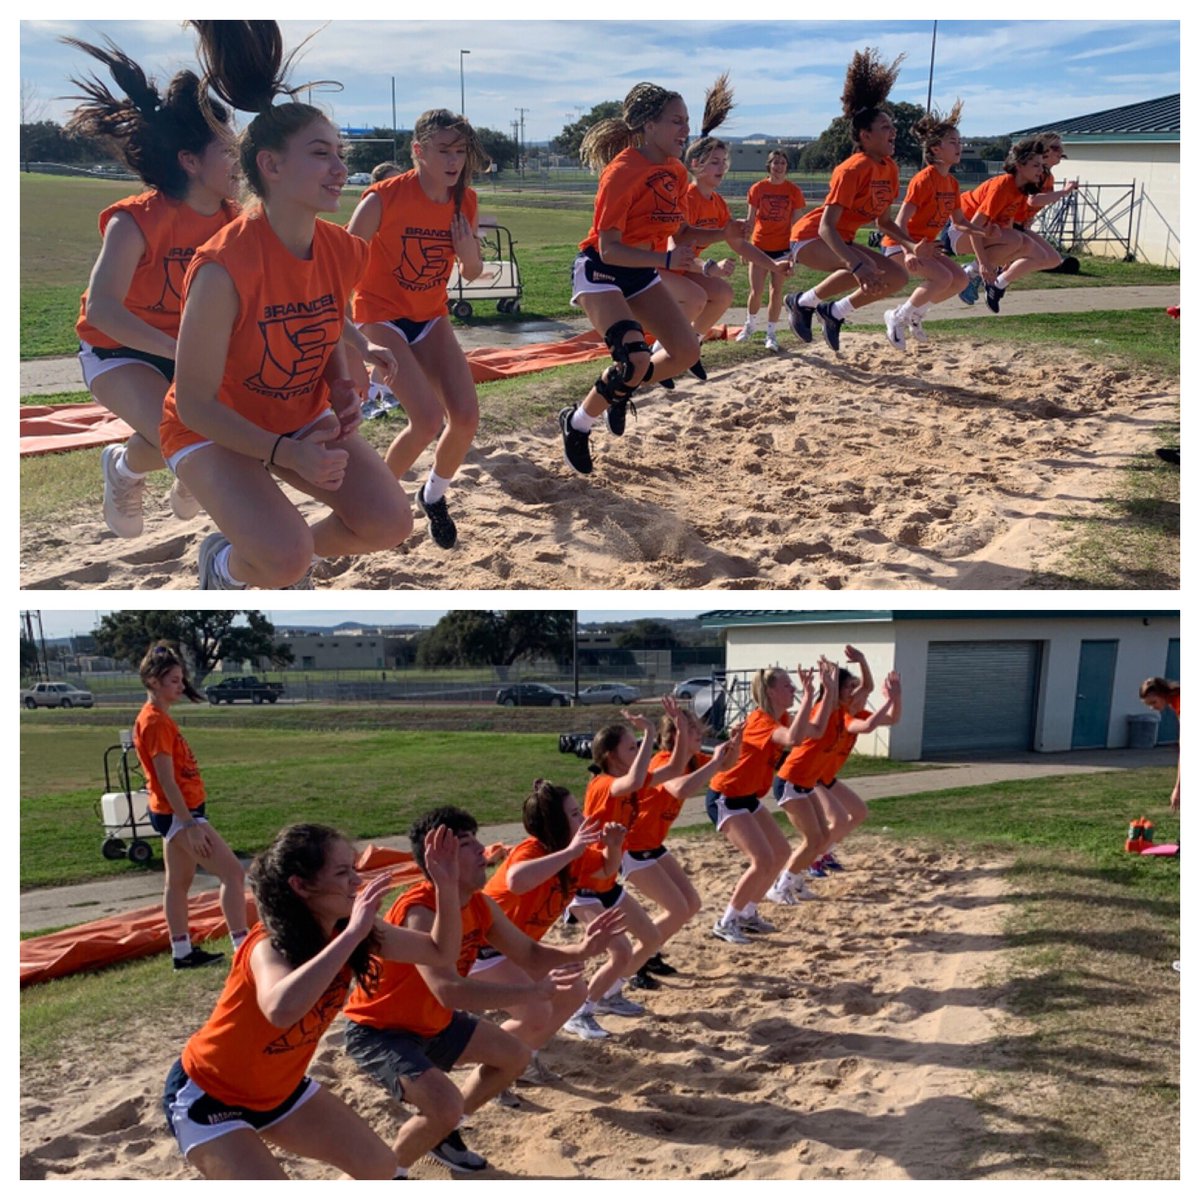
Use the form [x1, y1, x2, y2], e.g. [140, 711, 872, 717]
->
[190, 20, 339, 199]
[247, 823, 380, 994]
[412, 108, 488, 215]
[1006, 136, 1048, 192]
[138, 640, 204, 702]
[912, 99, 965, 164]
[683, 72, 735, 176]
[841, 48, 905, 145]
[580, 82, 683, 171]
[1139, 676, 1180, 702]
[62, 36, 230, 199]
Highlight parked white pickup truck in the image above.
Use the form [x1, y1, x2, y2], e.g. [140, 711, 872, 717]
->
[21, 682, 95, 709]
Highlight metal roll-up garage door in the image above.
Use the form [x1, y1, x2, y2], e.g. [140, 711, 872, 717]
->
[921, 640, 1042, 756]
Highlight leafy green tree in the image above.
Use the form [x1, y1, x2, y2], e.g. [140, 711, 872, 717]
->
[500, 611, 573, 668]
[476, 127, 518, 172]
[614, 619, 682, 651]
[344, 128, 410, 175]
[92, 611, 291, 682]
[550, 101, 622, 159]
[416, 611, 573, 667]
[798, 100, 926, 172]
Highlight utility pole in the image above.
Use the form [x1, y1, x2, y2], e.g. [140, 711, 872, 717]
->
[459, 49, 470, 117]
[927, 21, 938, 112]
[391, 76, 397, 163]
[515, 106, 529, 178]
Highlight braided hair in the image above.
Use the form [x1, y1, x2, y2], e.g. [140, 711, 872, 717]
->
[683, 72, 734, 173]
[412, 108, 488, 216]
[912, 99, 965, 164]
[62, 36, 230, 199]
[247, 823, 381, 994]
[841, 48, 904, 147]
[580, 82, 683, 171]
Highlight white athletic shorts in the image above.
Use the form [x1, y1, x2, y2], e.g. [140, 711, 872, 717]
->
[165, 407, 336, 475]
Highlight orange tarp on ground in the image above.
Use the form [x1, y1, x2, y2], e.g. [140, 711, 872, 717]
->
[20, 842, 511, 987]
[19, 326, 737, 457]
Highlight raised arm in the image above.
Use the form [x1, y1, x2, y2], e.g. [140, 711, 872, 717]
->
[610, 710, 658, 797]
[506, 816, 605, 895]
[844, 644, 874, 709]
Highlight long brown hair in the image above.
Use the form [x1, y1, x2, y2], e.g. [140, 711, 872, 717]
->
[683, 73, 734, 175]
[580, 82, 683, 171]
[412, 108, 487, 216]
[522, 779, 576, 894]
[841, 48, 904, 148]
[138, 640, 203, 703]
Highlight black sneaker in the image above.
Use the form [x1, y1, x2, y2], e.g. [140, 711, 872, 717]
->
[658, 376, 675, 391]
[558, 405, 593, 475]
[985, 281, 1006, 314]
[643, 952, 678, 977]
[173, 947, 224, 971]
[815, 301, 844, 351]
[688, 358, 708, 381]
[427, 1129, 488, 1173]
[606, 395, 636, 437]
[784, 293, 814, 343]
[418, 486, 458, 550]
[629, 966, 661, 990]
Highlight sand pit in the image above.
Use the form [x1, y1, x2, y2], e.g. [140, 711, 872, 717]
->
[20, 832, 1018, 1181]
[19, 338, 1176, 590]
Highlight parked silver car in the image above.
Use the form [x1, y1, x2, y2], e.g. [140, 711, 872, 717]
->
[575, 683, 640, 705]
[673, 677, 713, 700]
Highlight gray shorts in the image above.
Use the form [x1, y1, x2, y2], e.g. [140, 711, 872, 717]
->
[344, 1011, 477, 1101]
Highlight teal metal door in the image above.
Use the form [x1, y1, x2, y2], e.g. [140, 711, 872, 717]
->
[1157, 638, 1180, 744]
[1071, 640, 1118, 748]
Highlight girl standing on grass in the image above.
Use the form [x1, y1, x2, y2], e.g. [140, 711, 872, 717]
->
[558, 81, 735, 476]
[347, 110, 487, 550]
[160, 20, 409, 589]
[768, 661, 900, 904]
[954, 138, 1061, 313]
[65, 35, 239, 540]
[1140, 677, 1180, 811]
[621, 710, 741, 984]
[782, 49, 913, 353]
[706, 666, 826, 944]
[163, 821, 462, 1178]
[133, 641, 247, 970]
[878, 103, 987, 351]
[736, 149, 805, 351]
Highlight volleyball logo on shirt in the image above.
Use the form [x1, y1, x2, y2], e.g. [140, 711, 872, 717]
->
[262, 978, 346, 1055]
[866, 179, 895, 216]
[645, 170, 682, 221]
[394, 225, 453, 292]
[150, 247, 195, 312]
[246, 294, 341, 400]
[758, 194, 792, 224]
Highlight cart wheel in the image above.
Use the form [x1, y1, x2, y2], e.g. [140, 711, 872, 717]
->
[453, 300, 473, 319]
[510, 301, 521, 314]
[497, 298, 512, 314]
[128, 839, 154, 865]
[101, 837, 127, 861]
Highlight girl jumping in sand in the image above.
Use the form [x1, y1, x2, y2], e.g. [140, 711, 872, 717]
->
[133, 640, 248, 970]
[783, 49, 912, 353]
[347, 109, 486, 550]
[161, 20, 409, 589]
[163, 821, 461, 1178]
[736, 149, 805, 351]
[65, 35, 239, 540]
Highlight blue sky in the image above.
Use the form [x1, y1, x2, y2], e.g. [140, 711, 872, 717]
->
[20, 17, 1180, 145]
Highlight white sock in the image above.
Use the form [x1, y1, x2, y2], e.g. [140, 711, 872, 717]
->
[765, 322, 778, 336]
[994, 270, 1011, 290]
[894, 300, 914, 322]
[830, 297, 855, 321]
[798, 289, 820, 308]
[213, 544, 246, 589]
[603, 978, 626, 999]
[113, 448, 147, 482]
[722, 903, 741, 924]
[423, 470, 451, 504]
[571, 407, 597, 433]
[172, 934, 192, 959]
[912, 302, 933, 317]
[737, 903, 757, 919]
[742, 315, 757, 331]
[393, 1169, 410, 1179]
[963, 260, 979, 278]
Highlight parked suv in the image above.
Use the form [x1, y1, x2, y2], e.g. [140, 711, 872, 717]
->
[495, 682, 571, 707]
[21, 682, 95, 709]
[673, 677, 713, 700]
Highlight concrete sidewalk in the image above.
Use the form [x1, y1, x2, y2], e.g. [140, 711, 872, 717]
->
[19, 285, 1180, 397]
[21, 746, 1174, 934]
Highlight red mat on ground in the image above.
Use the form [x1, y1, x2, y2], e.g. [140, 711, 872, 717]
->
[19, 326, 739, 457]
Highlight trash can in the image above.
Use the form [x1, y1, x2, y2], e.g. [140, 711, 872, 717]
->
[1126, 713, 1160, 749]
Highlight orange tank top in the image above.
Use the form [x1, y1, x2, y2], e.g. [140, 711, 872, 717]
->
[159, 209, 368, 460]
[76, 190, 238, 349]
[132, 700, 205, 814]
[181, 925, 353, 1110]
[352, 170, 479, 324]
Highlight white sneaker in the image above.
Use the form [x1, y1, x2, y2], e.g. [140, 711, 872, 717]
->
[593, 989, 645, 1017]
[197, 532, 244, 590]
[711, 915, 751, 945]
[734, 322, 756, 343]
[764, 330, 780, 352]
[101, 445, 146, 538]
[168, 476, 202, 521]
[739, 910, 777, 934]
[884, 308, 907, 351]
[907, 313, 929, 343]
[492, 1088, 521, 1108]
[765, 882, 800, 906]
[563, 1008, 610, 1040]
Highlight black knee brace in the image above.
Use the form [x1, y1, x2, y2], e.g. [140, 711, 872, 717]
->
[603, 319, 651, 384]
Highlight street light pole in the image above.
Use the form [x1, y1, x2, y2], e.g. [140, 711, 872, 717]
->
[459, 49, 470, 117]
[926, 21, 938, 112]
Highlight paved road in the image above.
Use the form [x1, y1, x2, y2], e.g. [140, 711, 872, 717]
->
[21, 746, 1174, 933]
[20, 286, 1180, 397]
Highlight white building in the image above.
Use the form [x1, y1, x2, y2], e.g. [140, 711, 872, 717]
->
[699, 610, 1179, 761]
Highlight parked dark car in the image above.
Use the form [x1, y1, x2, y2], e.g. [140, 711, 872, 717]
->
[205, 676, 284, 705]
[495, 682, 571, 707]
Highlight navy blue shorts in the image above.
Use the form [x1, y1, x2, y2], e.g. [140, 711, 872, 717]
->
[571, 247, 661, 302]
[382, 315, 440, 345]
[148, 803, 207, 840]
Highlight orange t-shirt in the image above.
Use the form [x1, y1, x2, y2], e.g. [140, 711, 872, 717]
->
[580, 772, 639, 889]
[580, 148, 688, 254]
[710, 708, 788, 799]
[133, 700, 205, 814]
[683, 184, 730, 231]
[747, 178, 806, 250]
[159, 209, 368, 460]
[351, 170, 479, 324]
[1169, 694, 1180, 719]
[75, 190, 238, 349]
[627, 749, 711, 851]
[181, 925, 352, 1110]
[882, 165, 960, 247]
[484, 836, 606, 940]
[342, 881, 494, 1038]
[960, 174, 1030, 230]
[791, 153, 899, 243]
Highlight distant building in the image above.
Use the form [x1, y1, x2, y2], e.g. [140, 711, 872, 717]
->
[1010, 95, 1179, 266]
[730, 139, 811, 174]
[275, 627, 423, 671]
[699, 610, 1179, 760]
